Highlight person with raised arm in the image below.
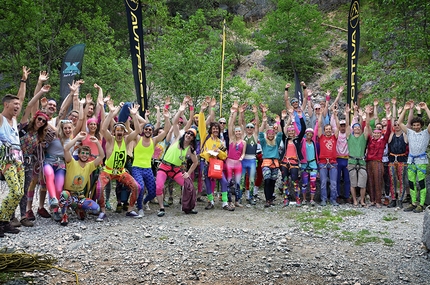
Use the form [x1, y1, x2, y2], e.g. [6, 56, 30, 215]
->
[398, 101, 430, 213]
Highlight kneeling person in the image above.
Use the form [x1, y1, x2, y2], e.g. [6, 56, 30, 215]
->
[59, 132, 105, 226]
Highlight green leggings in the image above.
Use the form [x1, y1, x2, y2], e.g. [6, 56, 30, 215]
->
[0, 161, 24, 221]
[407, 163, 427, 206]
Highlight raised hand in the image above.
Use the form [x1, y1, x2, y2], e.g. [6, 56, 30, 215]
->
[107, 99, 115, 112]
[89, 136, 99, 143]
[77, 131, 87, 140]
[384, 101, 390, 111]
[275, 115, 280, 122]
[163, 107, 170, 118]
[94, 83, 101, 90]
[129, 103, 140, 116]
[260, 103, 268, 113]
[178, 103, 186, 112]
[337, 85, 345, 93]
[391, 98, 397, 105]
[86, 93, 93, 104]
[40, 97, 48, 109]
[345, 104, 351, 115]
[164, 97, 171, 107]
[281, 109, 287, 119]
[285, 83, 292, 89]
[209, 97, 216, 107]
[252, 105, 258, 113]
[418, 102, 428, 110]
[232, 100, 239, 110]
[38, 71, 49, 82]
[22, 66, 31, 81]
[40, 85, 51, 93]
[201, 100, 208, 111]
[404, 101, 412, 110]
[300, 81, 306, 88]
[365, 105, 372, 114]
[103, 94, 111, 103]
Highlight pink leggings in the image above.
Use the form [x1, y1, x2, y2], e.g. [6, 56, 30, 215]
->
[155, 163, 184, 196]
[43, 163, 65, 204]
[225, 158, 242, 184]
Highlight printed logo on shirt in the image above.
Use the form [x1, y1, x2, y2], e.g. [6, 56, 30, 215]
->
[71, 175, 85, 190]
[113, 150, 126, 169]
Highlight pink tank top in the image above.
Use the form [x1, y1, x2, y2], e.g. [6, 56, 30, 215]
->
[228, 141, 244, 160]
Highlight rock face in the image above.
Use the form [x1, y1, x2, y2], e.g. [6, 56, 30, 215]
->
[232, 0, 276, 21]
[309, 0, 351, 12]
[423, 206, 430, 250]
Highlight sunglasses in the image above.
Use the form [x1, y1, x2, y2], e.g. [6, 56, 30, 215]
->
[144, 128, 153, 131]
[37, 117, 47, 123]
[246, 126, 254, 129]
[185, 131, 195, 137]
[315, 108, 321, 110]
[219, 122, 226, 124]
[80, 151, 90, 155]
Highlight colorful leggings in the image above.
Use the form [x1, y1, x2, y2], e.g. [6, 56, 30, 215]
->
[155, 163, 184, 195]
[407, 163, 427, 206]
[203, 161, 227, 202]
[132, 166, 156, 209]
[262, 166, 279, 202]
[0, 161, 24, 221]
[241, 158, 256, 194]
[280, 162, 299, 197]
[226, 158, 242, 201]
[96, 171, 139, 209]
[301, 168, 317, 196]
[389, 161, 407, 200]
[43, 161, 66, 208]
[59, 190, 100, 215]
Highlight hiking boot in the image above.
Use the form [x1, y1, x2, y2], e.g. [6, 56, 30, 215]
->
[403, 204, 416, 212]
[205, 202, 214, 210]
[53, 212, 61, 222]
[37, 208, 51, 218]
[223, 204, 235, 211]
[50, 197, 59, 209]
[283, 199, 290, 207]
[60, 213, 68, 226]
[168, 196, 174, 205]
[396, 200, 403, 209]
[413, 205, 423, 213]
[387, 200, 397, 208]
[3, 222, 20, 234]
[75, 208, 86, 220]
[26, 210, 36, 221]
[10, 217, 21, 227]
[96, 212, 106, 222]
[116, 203, 123, 213]
[20, 218, 33, 227]
[126, 211, 143, 218]
[296, 197, 302, 207]
[157, 209, 166, 217]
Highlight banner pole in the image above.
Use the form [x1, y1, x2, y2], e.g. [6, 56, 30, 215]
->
[347, 0, 360, 120]
[219, 19, 226, 118]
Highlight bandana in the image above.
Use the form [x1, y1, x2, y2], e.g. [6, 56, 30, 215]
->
[87, 118, 98, 125]
[33, 110, 49, 121]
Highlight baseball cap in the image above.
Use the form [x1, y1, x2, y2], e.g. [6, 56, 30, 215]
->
[339, 120, 346, 125]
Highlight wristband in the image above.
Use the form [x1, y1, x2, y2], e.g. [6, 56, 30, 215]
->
[326, 95, 331, 101]
[20, 79, 26, 83]
[211, 107, 216, 111]
[189, 106, 194, 111]
[303, 86, 307, 89]
[307, 96, 311, 100]
[164, 104, 169, 109]
[285, 88, 289, 91]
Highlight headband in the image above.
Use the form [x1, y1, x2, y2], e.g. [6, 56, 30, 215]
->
[34, 110, 49, 121]
[87, 118, 98, 125]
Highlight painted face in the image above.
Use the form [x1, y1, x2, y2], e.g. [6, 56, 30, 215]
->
[324, 125, 332, 136]
[62, 123, 73, 137]
[412, 122, 422, 132]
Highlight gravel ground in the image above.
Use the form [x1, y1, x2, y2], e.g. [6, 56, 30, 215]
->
[1, 188, 429, 285]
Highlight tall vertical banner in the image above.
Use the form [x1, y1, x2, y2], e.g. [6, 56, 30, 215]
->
[124, 0, 148, 116]
[60, 44, 85, 104]
[219, 19, 226, 118]
[347, 0, 360, 111]
[294, 70, 303, 106]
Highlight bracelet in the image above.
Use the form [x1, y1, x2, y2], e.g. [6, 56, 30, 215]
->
[20, 79, 26, 83]
[164, 104, 169, 109]
[189, 106, 194, 111]
[285, 88, 289, 91]
[303, 86, 306, 89]
[211, 107, 216, 111]
[307, 96, 311, 100]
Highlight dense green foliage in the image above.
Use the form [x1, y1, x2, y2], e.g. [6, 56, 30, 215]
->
[0, 0, 428, 118]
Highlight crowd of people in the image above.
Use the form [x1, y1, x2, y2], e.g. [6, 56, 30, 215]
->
[0, 67, 428, 237]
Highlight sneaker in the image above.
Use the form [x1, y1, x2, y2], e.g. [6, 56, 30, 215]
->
[302, 200, 307, 206]
[10, 217, 21, 227]
[20, 218, 33, 227]
[413, 205, 423, 213]
[3, 222, 20, 234]
[205, 202, 214, 210]
[223, 204, 235, 211]
[403, 204, 416, 212]
[387, 200, 397, 208]
[106, 201, 112, 210]
[157, 209, 165, 217]
[168, 197, 174, 205]
[26, 210, 36, 221]
[310, 200, 316, 206]
[320, 200, 327, 206]
[296, 197, 302, 207]
[50, 197, 59, 209]
[331, 200, 340, 206]
[53, 212, 61, 222]
[60, 214, 68, 226]
[115, 203, 123, 213]
[126, 211, 143, 218]
[138, 209, 144, 217]
[248, 198, 256, 205]
[163, 200, 170, 207]
[75, 208, 86, 220]
[283, 199, 290, 207]
[144, 203, 151, 211]
[37, 207, 51, 218]
[96, 212, 106, 222]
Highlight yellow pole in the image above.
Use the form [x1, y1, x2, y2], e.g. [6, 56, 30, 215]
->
[219, 19, 226, 118]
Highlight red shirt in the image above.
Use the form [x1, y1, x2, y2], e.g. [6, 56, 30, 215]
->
[319, 135, 337, 163]
[366, 120, 392, 161]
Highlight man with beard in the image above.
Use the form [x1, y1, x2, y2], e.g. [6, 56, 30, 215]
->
[95, 102, 142, 221]
[59, 132, 105, 226]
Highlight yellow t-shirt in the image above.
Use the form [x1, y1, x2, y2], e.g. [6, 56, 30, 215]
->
[64, 159, 96, 193]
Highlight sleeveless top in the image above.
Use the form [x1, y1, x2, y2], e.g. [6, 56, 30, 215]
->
[163, 141, 190, 166]
[228, 140, 244, 160]
[105, 139, 127, 174]
[133, 137, 153, 169]
[388, 133, 407, 163]
[336, 132, 349, 158]
[243, 135, 257, 159]
[0, 115, 20, 147]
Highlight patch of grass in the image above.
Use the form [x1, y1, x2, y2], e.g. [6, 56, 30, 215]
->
[292, 208, 361, 232]
[337, 229, 395, 246]
[382, 214, 398, 221]
[0, 272, 32, 283]
[382, 238, 394, 247]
